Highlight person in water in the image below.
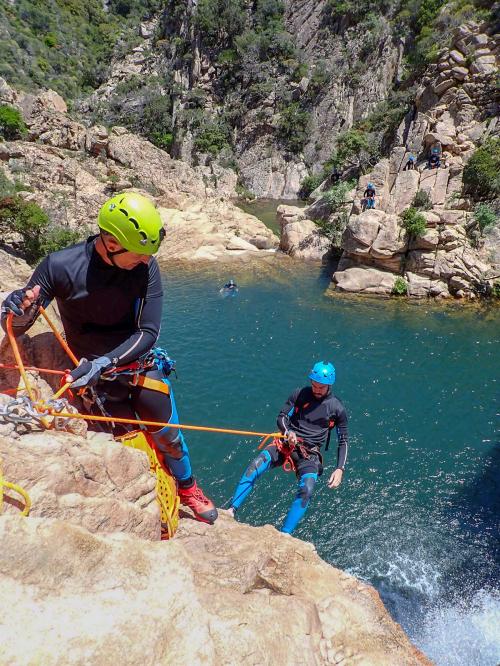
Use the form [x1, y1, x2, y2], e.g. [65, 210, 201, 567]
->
[228, 361, 349, 534]
[363, 183, 376, 209]
[220, 279, 238, 293]
[1, 191, 218, 524]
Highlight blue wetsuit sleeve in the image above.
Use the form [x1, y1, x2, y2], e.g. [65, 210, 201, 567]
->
[277, 388, 301, 434]
[1, 256, 54, 336]
[335, 404, 349, 470]
[105, 259, 163, 366]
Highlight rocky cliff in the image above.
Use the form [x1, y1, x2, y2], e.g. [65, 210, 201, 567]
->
[276, 21, 499, 299]
[75, 1, 404, 199]
[331, 22, 499, 298]
[0, 79, 278, 264]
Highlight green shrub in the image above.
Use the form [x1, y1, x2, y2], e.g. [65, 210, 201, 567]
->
[0, 169, 15, 198]
[492, 282, 500, 299]
[473, 203, 497, 232]
[0, 105, 27, 140]
[299, 174, 324, 200]
[412, 190, 433, 210]
[39, 226, 81, 257]
[401, 207, 427, 237]
[327, 129, 373, 171]
[194, 122, 230, 156]
[392, 276, 408, 295]
[0, 195, 80, 264]
[463, 138, 500, 201]
[277, 103, 310, 153]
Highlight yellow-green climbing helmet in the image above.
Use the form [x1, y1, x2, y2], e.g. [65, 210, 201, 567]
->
[98, 192, 165, 255]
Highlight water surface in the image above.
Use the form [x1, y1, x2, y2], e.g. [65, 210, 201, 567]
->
[159, 261, 499, 666]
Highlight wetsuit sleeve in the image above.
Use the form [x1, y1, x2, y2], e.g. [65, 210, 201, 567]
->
[104, 260, 163, 366]
[277, 388, 301, 434]
[335, 404, 349, 470]
[0, 256, 54, 336]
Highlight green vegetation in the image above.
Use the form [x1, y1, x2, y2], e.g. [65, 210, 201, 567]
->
[392, 276, 408, 296]
[0, 0, 161, 99]
[412, 190, 433, 210]
[324, 0, 392, 27]
[401, 207, 427, 237]
[398, 0, 493, 72]
[277, 103, 310, 154]
[0, 195, 80, 264]
[492, 283, 500, 299]
[463, 138, 500, 201]
[194, 120, 231, 156]
[299, 174, 324, 200]
[0, 105, 27, 140]
[313, 181, 354, 247]
[473, 203, 497, 232]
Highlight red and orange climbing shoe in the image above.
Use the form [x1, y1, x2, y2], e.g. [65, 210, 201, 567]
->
[177, 480, 218, 524]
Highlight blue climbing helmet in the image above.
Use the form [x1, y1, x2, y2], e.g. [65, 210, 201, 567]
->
[309, 361, 336, 385]
[367, 182, 375, 190]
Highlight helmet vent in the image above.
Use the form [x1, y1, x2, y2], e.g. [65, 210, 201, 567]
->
[119, 208, 129, 217]
[129, 217, 139, 229]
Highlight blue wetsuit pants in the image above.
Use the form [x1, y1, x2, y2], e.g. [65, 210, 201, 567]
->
[95, 366, 192, 484]
[230, 444, 320, 534]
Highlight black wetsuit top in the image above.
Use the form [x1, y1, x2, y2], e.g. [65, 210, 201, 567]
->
[277, 386, 349, 470]
[1, 236, 163, 365]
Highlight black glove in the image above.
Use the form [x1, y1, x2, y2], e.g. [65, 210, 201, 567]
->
[1, 289, 28, 317]
[69, 356, 112, 389]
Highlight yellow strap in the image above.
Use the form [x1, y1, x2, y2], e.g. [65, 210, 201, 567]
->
[136, 375, 170, 395]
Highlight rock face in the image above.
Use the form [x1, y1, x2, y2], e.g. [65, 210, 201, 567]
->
[0, 431, 160, 540]
[76, 4, 402, 199]
[0, 79, 275, 262]
[277, 204, 331, 260]
[0, 512, 432, 665]
[157, 200, 278, 262]
[332, 23, 499, 299]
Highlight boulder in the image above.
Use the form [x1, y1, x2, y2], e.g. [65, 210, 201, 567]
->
[333, 266, 396, 294]
[156, 201, 278, 262]
[280, 219, 331, 260]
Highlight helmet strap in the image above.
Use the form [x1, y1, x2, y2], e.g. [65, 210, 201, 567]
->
[100, 234, 128, 267]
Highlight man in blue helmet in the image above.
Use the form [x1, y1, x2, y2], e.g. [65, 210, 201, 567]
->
[363, 183, 376, 209]
[228, 361, 349, 534]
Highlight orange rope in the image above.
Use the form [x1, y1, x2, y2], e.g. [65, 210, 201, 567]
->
[0, 363, 66, 376]
[6, 315, 36, 404]
[40, 408, 283, 438]
[39, 307, 78, 366]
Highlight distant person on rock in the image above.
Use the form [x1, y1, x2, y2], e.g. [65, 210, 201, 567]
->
[363, 183, 376, 210]
[1, 192, 218, 525]
[331, 167, 341, 184]
[428, 154, 441, 169]
[228, 361, 349, 535]
[404, 154, 416, 171]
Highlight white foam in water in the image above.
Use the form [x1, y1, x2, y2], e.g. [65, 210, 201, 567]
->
[416, 589, 500, 666]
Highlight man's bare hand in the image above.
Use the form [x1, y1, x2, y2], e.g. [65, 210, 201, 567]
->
[286, 431, 298, 446]
[328, 468, 343, 489]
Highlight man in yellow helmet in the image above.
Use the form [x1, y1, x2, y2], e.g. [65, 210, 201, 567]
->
[1, 192, 218, 524]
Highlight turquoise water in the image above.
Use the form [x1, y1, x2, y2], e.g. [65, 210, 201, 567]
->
[236, 198, 306, 235]
[158, 261, 499, 666]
